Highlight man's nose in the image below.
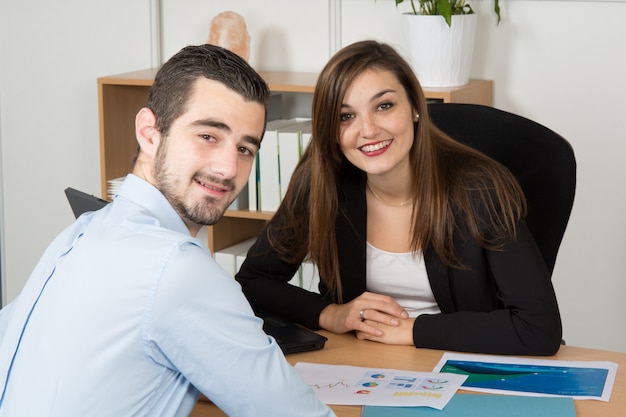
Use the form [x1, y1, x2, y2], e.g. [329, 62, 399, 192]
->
[210, 147, 238, 179]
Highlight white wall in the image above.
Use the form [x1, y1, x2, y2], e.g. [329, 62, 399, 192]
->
[1, 0, 625, 353]
[160, 0, 332, 70]
[0, 0, 154, 300]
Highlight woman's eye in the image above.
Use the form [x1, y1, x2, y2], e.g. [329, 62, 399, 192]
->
[340, 113, 354, 122]
[200, 134, 216, 142]
[378, 102, 393, 111]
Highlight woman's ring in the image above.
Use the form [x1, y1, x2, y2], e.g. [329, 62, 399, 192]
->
[359, 309, 365, 320]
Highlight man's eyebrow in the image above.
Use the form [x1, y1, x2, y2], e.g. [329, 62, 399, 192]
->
[243, 135, 261, 149]
[192, 119, 230, 132]
[192, 119, 261, 149]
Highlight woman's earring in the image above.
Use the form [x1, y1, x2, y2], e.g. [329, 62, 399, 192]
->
[413, 113, 419, 122]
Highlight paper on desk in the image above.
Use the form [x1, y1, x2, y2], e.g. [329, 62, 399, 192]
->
[432, 352, 618, 401]
[293, 362, 467, 409]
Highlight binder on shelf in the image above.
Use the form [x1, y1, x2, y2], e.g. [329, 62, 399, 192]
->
[214, 238, 257, 277]
[246, 93, 283, 211]
[299, 122, 312, 156]
[278, 119, 312, 200]
[247, 155, 259, 211]
[258, 118, 308, 212]
[228, 183, 249, 210]
[287, 260, 320, 293]
[235, 247, 250, 272]
[300, 260, 320, 293]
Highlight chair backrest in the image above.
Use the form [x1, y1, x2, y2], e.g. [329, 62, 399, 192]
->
[428, 103, 576, 276]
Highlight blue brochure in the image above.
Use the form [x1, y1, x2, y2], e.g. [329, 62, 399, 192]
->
[432, 352, 618, 401]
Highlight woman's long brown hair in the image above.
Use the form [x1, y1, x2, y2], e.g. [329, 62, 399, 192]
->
[268, 40, 526, 303]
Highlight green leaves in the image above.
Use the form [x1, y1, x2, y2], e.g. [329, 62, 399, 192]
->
[395, 0, 501, 26]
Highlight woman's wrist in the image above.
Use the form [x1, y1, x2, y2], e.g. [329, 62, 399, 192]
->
[318, 303, 337, 330]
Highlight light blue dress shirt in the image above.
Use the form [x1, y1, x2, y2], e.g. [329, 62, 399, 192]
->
[0, 174, 334, 417]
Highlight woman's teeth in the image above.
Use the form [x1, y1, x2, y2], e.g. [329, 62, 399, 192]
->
[360, 140, 391, 153]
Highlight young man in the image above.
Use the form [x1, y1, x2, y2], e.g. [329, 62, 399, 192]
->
[0, 44, 334, 417]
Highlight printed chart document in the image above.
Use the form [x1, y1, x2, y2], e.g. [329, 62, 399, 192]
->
[361, 393, 576, 417]
[433, 352, 618, 401]
[293, 362, 467, 409]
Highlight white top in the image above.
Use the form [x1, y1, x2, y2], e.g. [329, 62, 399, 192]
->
[366, 242, 441, 318]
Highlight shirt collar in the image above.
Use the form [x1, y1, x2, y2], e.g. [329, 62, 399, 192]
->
[114, 174, 191, 237]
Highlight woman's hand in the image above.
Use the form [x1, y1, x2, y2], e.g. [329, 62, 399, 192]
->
[356, 317, 415, 345]
[318, 291, 409, 337]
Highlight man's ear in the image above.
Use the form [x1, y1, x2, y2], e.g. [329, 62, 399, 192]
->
[135, 108, 160, 158]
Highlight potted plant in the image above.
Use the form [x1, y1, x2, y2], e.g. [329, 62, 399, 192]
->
[396, 0, 502, 87]
[398, 0, 501, 26]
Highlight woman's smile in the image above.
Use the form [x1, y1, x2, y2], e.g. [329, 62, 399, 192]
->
[359, 139, 393, 155]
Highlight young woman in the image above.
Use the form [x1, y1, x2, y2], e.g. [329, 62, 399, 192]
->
[236, 40, 562, 355]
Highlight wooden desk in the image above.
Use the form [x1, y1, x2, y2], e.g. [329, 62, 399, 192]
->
[190, 331, 626, 417]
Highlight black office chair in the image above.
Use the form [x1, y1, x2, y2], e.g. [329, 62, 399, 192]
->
[428, 103, 576, 276]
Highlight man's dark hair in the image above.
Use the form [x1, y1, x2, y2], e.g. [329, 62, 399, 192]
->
[147, 44, 270, 136]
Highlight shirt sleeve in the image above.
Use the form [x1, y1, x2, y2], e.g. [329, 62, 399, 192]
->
[146, 241, 335, 417]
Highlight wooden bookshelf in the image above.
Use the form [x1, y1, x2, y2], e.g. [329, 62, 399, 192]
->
[97, 69, 493, 252]
[423, 79, 493, 106]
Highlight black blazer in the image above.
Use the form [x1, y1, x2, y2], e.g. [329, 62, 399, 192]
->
[237, 168, 562, 356]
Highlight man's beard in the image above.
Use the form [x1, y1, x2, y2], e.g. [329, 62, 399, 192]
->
[173, 191, 229, 226]
[154, 141, 235, 226]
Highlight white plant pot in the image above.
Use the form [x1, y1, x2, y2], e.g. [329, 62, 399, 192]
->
[402, 13, 477, 88]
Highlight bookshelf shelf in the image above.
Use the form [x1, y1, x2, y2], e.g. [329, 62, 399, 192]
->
[224, 210, 275, 221]
[97, 69, 493, 253]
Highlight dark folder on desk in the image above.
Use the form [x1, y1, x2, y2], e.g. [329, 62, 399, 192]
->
[255, 310, 327, 355]
[64, 187, 327, 355]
